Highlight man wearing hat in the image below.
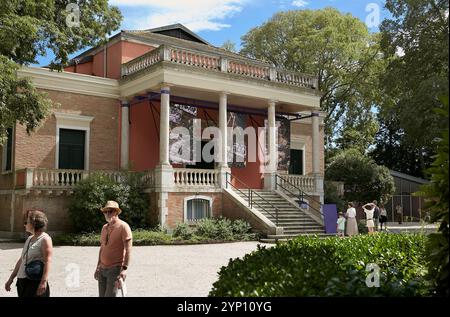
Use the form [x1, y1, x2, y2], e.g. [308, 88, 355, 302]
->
[94, 201, 132, 297]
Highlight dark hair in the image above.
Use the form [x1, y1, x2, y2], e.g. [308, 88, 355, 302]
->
[348, 202, 354, 207]
[27, 210, 48, 231]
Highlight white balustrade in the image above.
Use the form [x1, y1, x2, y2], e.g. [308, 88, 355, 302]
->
[120, 44, 318, 90]
[278, 174, 316, 192]
[173, 168, 219, 187]
[32, 169, 87, 188]
[170, 47, 220, 70]
[141, 170, 156, 188]
[275, 69, 317, 88]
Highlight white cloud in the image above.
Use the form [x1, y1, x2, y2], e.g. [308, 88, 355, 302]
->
[291, 0, 308, 7]
[109, 0, 248, 32]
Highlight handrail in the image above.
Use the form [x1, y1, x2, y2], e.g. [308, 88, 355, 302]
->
[225, 172, 279, 226]
[275, 174, 322, 217]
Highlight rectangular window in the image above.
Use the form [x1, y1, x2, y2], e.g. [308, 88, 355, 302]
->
[2, 127, 13, 171]
[186, 199, 211, 222]
[289, 149, 303, 175]
[58, 129, 86, 169]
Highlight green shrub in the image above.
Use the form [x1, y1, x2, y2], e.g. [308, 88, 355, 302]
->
[68, 172, 150, 233]
[173, 223, 194, 240]
[357, 221, 369, 234]
[209, 233, 429, 297]
[195, 217, 234, 240]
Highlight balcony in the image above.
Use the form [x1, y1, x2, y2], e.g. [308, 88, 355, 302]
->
[120, 44, 319, 91]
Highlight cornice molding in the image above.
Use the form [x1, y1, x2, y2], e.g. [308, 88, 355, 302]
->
[18, 67, 120, 99]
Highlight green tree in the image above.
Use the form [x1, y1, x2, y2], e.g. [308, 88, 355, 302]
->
[325, 149, 395, 204]
[414, 96, 449, 296]
[240, 8, 385, 152]
[375, 0, 449, 175]
[220, 40, 237, 53]
[0, 0, 122, 144]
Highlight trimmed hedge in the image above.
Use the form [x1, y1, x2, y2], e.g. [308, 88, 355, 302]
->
[209, 233, 430, 297]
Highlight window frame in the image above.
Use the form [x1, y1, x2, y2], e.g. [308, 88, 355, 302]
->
[1, 126, 14, 173]
[290, 135, 306, 176]
[54, 113, 94, 170]
[183, 195, 213, 223]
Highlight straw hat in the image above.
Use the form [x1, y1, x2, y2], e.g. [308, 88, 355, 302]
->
[100, 200, 122, 214]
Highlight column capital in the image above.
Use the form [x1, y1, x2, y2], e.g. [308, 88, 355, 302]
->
[159, 83, 174, 91]
[267, 99, 278, 106]
[119, 98, 131, 106]
[219, 91, 230, 97]
[311, 111, 320, 117]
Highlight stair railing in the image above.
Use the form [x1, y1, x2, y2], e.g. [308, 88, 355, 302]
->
[275, 174, 323, 221]
[225, 172, 279, 226]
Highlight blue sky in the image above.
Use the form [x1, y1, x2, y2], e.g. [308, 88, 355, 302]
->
[35, 0, 390, 66]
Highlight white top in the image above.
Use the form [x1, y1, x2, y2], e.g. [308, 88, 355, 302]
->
[380, 208, 387, 217]
[363, 207, 374, 220]
[17, 233, 48, 279]
[346, 207, 356, 218]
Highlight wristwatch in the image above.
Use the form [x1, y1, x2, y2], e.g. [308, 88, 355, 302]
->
[121, 265, 128, 270]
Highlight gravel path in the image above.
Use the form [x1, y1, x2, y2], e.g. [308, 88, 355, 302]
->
[0, 241, 265, 297]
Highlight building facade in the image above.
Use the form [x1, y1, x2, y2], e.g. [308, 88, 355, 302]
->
[0, 24, 325, 239]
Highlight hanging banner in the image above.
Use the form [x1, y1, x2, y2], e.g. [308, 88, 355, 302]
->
[169, 103, 197, 164]
[277, 115, 291, 171]
[227, 112, 247, 168]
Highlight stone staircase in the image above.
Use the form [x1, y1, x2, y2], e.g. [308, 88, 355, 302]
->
[233, 189, 329, 242]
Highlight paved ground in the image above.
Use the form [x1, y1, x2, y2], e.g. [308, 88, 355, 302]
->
[380, 222, 439, 234]
[0, 241, 266, 297]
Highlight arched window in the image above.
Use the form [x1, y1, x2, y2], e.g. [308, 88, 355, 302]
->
[184, 196, 212, 222]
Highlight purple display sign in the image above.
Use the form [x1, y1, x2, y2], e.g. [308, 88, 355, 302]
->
[323, 204, 338, 234]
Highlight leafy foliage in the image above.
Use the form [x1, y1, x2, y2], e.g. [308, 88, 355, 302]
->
[0, 0, 122, 143]
[414, 96, 449, 296]
[0, 56, 52, 144]
[209, 234, 429, 297]
[173, 218, 255, 241]
[372, 0, 449, 176]
[68, 172, 150, 233]
[240, 8, 384, 151]
[326, 149, 395, 204]
[324, 181, 346, 212]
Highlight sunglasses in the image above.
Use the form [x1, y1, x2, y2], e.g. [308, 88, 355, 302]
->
[102, 209, 116, 215]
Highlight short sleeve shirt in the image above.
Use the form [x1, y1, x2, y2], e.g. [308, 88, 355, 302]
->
[337, 217, 346, 231]
[100, 219, 132, 268]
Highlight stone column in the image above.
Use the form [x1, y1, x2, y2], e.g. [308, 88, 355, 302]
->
[311, 111, 324, 208]
[160, 86, 171, 166]
[264, 100, 277, 190]
[218, 92, 230, 188]
[155, 85, 173, 228]
[311, 111, 320, 175]
[120, 100, 130, 169]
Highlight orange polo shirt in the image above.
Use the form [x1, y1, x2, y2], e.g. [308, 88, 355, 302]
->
[100, 219, 132, 268]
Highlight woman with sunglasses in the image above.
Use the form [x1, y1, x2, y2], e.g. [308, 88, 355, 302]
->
[94, 200, 132, 297]
[4, 209, 52, 297]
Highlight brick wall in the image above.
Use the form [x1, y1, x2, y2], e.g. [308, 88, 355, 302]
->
[291, 121, 325, 175]
[165, 192, 223, 229]
[222, 193, 270, 234]
[14, 89, 120, 171]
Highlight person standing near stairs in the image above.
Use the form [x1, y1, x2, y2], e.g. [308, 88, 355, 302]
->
[345, 203, 359, 237]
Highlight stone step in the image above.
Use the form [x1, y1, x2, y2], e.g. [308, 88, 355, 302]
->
[282, 228, 324, 233]
[265, 233, 332, 240]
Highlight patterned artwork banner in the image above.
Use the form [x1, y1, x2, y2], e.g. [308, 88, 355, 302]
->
[169, 103, 197, 164]
[277, 116, 291, 171]
[227, 112, 247, 168]
[264, 116, 291, 171]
